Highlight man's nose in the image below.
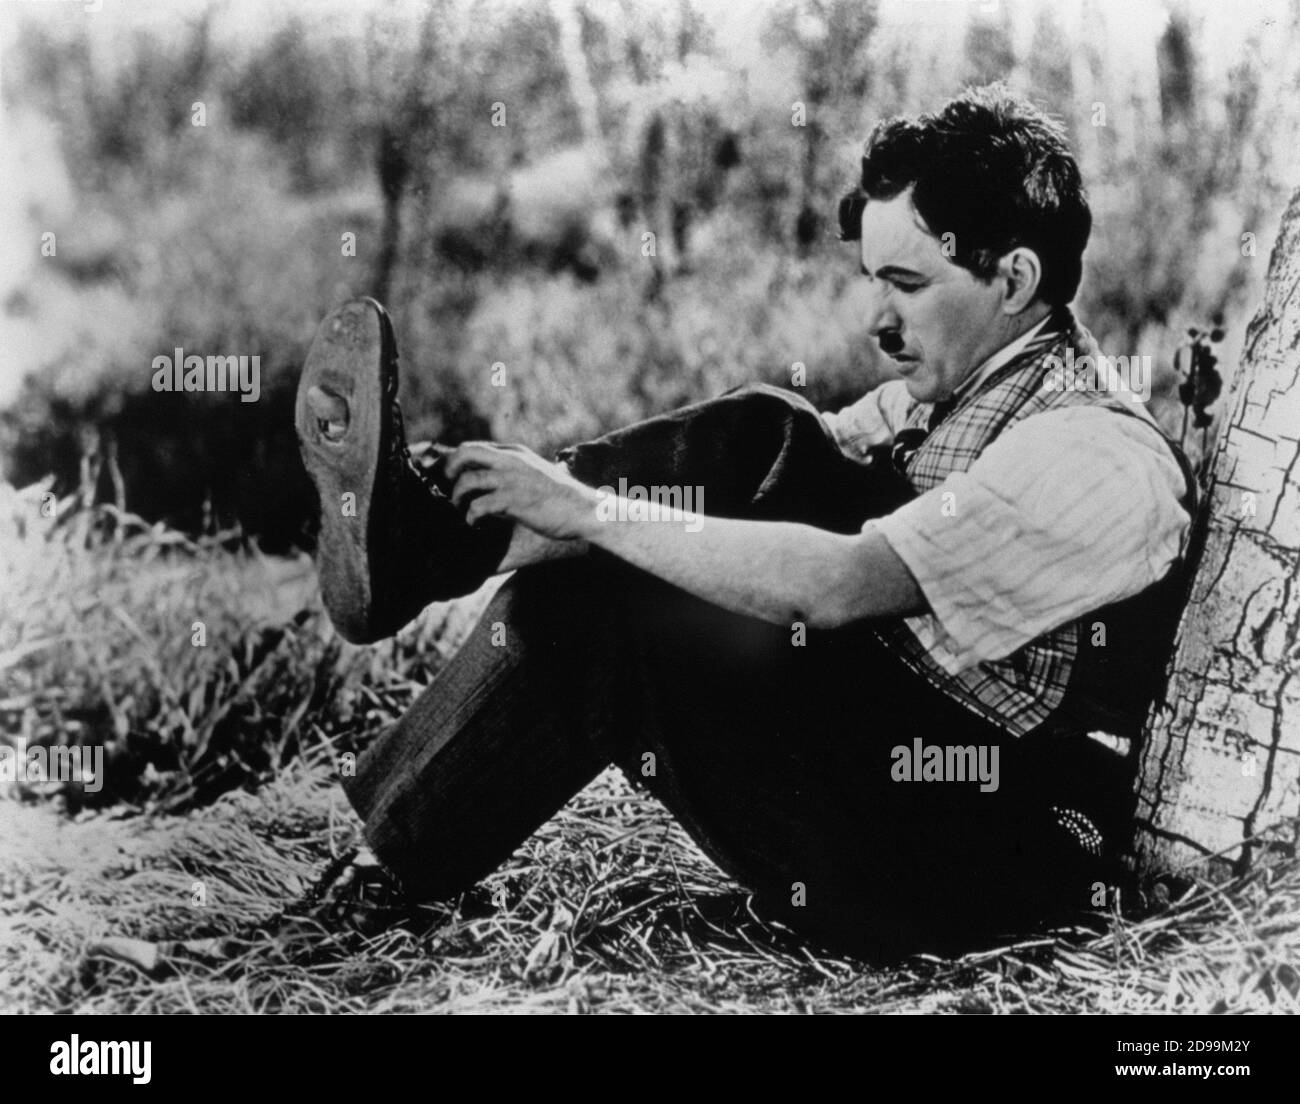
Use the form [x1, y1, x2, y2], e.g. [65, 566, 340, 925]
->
[862, 282, 901, 338]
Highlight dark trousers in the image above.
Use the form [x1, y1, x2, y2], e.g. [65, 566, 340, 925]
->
[343, 385, 1114, 955]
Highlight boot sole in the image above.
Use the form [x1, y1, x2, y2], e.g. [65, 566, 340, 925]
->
[295, 298, 396, 644]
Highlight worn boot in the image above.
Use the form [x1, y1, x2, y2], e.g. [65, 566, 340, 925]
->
[295, 298, 512, 643]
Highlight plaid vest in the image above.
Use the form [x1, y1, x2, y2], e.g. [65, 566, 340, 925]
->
[876, 310, 1198, 739]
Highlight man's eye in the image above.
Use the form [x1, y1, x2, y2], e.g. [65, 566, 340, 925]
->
[893, 281, 925, 294]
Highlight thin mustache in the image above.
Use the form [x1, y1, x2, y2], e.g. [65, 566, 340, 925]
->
[878, 332, 907, 356]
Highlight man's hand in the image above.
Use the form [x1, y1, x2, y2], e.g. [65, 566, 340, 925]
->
[442, 442, 925, 629]
[444, 442, 600, 541]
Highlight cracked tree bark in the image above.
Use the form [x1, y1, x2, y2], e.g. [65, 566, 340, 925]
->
[1132, 186, 1300, 879]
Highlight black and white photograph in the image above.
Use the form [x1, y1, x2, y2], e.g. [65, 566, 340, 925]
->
[0, 0, 1297, 1041]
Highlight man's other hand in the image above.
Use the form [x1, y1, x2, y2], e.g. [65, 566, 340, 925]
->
[444, 442, 599, 541]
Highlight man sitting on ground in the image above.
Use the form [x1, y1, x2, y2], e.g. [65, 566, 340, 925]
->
[292, 86, 1195, 954]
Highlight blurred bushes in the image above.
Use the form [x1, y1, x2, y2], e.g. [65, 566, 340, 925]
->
[2, 0, 1297, 545]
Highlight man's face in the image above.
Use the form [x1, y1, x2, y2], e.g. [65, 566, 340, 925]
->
[858, 191, 1010, 403]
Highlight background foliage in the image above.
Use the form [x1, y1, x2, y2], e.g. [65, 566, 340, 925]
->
[3, 0, 1300, 1014]
[3, 0, 1297, 548]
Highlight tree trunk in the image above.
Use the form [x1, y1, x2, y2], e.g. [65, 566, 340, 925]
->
[1132, 186, 1300, 878]
[552, 0, 606, 157]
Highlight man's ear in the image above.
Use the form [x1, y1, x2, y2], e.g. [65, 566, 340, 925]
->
[997, 246, 1043, 315]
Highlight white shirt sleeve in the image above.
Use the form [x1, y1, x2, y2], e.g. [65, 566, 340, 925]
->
[870, 406, 1193, 672]
[821, 380, 915, 454]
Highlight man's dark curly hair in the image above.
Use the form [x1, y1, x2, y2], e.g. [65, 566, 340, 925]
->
[838, 85, 1091, 306]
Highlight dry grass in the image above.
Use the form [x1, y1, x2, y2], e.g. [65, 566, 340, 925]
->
[4, 764, 1297, 1014]
[2, 486, 1298, 1014]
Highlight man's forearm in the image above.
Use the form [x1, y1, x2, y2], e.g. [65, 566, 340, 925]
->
[578, 499, 926, 628]
[496, 523, 589, 573]
[444, 444, 925, 625]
